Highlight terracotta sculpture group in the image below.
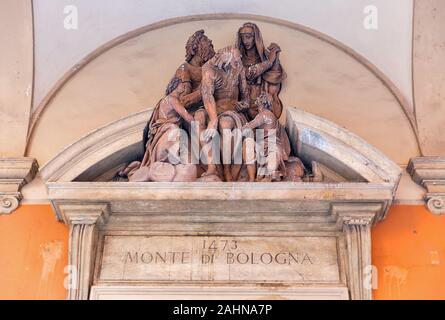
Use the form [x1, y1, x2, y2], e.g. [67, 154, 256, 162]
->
[120, 23, 305, 182]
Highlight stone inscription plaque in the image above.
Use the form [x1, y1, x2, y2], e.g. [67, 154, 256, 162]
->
[99, 236, 340, 283]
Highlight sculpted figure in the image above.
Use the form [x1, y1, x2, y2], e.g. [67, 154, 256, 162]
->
[174, 30, 215, 135]
[236, 22, 286, 120]
[121, 30, 215, 180]
[118, 25, 306, 183]
[242, 93, 289, 182]
[201, 46, 251, 181]
[236, 22, 291, 167]
[142, 78, 194, 166]
[121, 78, 196, 182]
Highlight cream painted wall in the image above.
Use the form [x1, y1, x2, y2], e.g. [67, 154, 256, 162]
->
[413, 0, 445, 156]
[27, 19, 419, 167]
[32, 0, 414, 114]
[0, 0, 33, 156]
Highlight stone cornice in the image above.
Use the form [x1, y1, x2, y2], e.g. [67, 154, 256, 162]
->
[407, 157, 445, 215]
[331, 203, 382, 227]
[47, 182, 396, 202]
[0, 158, 38, 215]
[55, 203, 110, 226]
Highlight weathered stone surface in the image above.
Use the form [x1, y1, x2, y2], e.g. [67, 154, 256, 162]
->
[90, 285, 349, 300]
[408, 156, 445, 215]
[128, 166, 151, 182]
[196, 174, 222, 182]
[99, 236, 340, 283]
[173, 164, 198, 182]
[283, 157, 305, 182]
[0, 158, 38, 215]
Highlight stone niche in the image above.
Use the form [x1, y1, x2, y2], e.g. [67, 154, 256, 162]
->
[41, 108, 401, 300]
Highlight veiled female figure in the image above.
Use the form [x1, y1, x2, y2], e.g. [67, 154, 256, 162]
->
[236, 22, 287, 120]
[236, 22, 291, 161]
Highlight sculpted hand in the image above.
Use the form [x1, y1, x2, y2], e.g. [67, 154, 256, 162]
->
[268, 51, 277, 64]
[268, 43, 281, 62]
[269, 43, 281, 53]
[203, 119, 218, 143]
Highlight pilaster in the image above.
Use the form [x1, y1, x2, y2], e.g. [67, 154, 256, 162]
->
[333, 203, 381, 300]
[59, 203, 110, 300]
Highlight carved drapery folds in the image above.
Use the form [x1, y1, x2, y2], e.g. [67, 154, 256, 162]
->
[408, 157, 445, 215]
[59, 204, 109, 300]
[0, 158, 38, 215]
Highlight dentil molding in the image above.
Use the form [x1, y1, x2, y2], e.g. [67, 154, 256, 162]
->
[408, 157, 445, 215]
[0, 158, 38, 215]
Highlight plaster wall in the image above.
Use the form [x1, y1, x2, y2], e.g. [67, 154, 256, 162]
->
[413, 0, 445, 156]
[27, 19, 420, 167]
[0, 0, 33, 156]
[32, 0, 415, 113]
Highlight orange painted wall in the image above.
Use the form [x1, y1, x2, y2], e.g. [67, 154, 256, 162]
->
[0, 204, 444, 300]
[0, 205, 68, 300]
[373, 205, 445, 300]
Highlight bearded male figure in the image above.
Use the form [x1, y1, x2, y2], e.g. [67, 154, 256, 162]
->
[169, 30, 216, 142]
[201, 46, 251, 181]
[139, 30, 215, 165]
[142, 30, 215, 154]
[175, 29, 215, 111]
[121, 30, 215, 180]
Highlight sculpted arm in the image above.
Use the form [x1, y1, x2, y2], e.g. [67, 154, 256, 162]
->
[181, 83, 203, 109]
[175, 65, 197, 109]
[235, 68, 250, 113]
[242, 113, 265, 131]
[246, 60, 274, 81]
[246, 43, 282, 81]
[202, 67, 218, 126]
[239, 68, 250, 104]
[170, 97, 194, 123]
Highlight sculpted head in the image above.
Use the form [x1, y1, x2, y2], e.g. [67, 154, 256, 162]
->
[185, 30, 215, 64]
[212, 46, 242, 70]
[239, 24, 256, 51]
[237, 22, 269, 62]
